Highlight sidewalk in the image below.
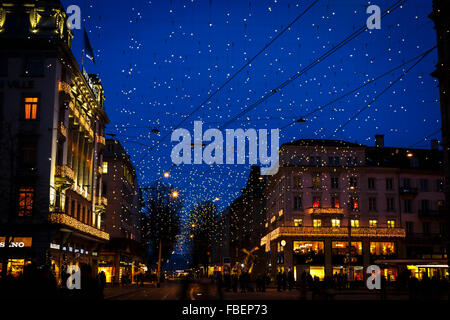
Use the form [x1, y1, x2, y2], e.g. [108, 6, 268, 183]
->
[104, 283, 154, 299]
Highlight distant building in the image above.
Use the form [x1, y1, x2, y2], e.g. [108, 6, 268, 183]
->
[98, 139, 145, 284]
[261, 135, 447, 281]
[212, 166, 267, 275]
[0, 0, 109, 283]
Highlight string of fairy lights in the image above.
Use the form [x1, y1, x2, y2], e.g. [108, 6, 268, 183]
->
[72, 0, 442, 254]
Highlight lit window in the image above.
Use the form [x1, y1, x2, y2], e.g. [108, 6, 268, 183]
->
[18, 187, 34, 217]
[369, 219, 378, 228]
[387, 220, 395, 228]
[331, 219, 341, 227]
[294, 219, 303, 227]
[24, 97, 38, 120]
[351, 219, 360, 228]
[313, 219, 322, 228]
[313, 196, 320, 208]
[370, 242, 395, 255]
[102, 162, 108, 174]
[331, 196, 340, 208]
[312, 176, 321, 189]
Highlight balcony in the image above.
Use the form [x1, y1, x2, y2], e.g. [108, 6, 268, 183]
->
[399, 187, 418, 197]
[305, 207, 344, 215]
[260, 226, 406, 251]
[96, 135, 106, 146]
[95, 196, 108, 207]
[58, 122, 67, 138]
[49, 213, 109, 241]
[54, 165, 74, 188]
[418, 209, 446, 218]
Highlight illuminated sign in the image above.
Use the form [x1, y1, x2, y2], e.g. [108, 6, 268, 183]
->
[0, 237, 32, 248]
[50, 243, 60, 250]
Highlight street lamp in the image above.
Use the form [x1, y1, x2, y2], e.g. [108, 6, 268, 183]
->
[163, 172, 170, 178]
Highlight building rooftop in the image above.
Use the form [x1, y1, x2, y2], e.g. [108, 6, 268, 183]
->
[281, 139, 365, 148]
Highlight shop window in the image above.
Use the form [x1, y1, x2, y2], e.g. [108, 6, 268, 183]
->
[23, 97, 39, 120]
[18, 187, 34, 216]
[293, 241, 324, 255]
[370, 242, 395, 255]
[369, 219, 378, 228]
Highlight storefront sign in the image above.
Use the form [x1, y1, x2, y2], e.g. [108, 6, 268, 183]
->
[0, 237, 32, 248]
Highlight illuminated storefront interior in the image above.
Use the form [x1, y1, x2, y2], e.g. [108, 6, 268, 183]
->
[293, 241, 324, 254]
[370, 242, 395, 255]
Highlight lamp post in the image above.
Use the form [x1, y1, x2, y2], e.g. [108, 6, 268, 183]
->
[141, 183, 180, 288]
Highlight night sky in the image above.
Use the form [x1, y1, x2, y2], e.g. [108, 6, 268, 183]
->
[61, 0, 440, 219]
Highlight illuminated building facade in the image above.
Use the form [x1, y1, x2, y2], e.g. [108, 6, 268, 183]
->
[261, 136, 447, 281]
[0, 0, 109, 282]
[98, 139, 146, 284]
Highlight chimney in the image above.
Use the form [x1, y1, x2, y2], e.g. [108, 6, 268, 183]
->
[431, 139, 439, 150]
[375, 134, 384, 148]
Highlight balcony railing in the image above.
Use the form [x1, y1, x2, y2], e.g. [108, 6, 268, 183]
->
[96, 135, 106, 145]
[49, 213, 109, 241]
[95, 196, 108, 207]
[261, 226, 406, 251]
[55, 165, 74, 182]
[418, 209, 446, 218]
[305, 207, 344, 214]
[399, 187, 418, 196]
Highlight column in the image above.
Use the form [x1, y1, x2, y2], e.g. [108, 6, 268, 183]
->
[325, 239, 332, 278]
[284, 239, 293, 272]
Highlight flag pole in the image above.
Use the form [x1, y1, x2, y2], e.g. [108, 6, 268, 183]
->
[81, 48, 85, 72]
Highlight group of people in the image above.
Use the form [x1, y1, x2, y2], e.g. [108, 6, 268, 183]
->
[276, 270, 296, 291]
[0, 263, 108, 300]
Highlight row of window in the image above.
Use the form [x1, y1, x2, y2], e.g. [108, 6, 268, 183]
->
[293, 176, 443, 192]
[294, 156, 360, 167]
[292, 218, 395, 228]
[17, 187, 95, 227]
[292, 194, 443, 213]
[0, 55, 45, 78]
[288, 241, 395, 256]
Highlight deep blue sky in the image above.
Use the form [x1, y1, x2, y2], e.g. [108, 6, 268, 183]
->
[62, 0, 440, 216]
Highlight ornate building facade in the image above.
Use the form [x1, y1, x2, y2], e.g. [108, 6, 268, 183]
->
[261, 136, 447, 281]
[0, 0, 109, 283]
